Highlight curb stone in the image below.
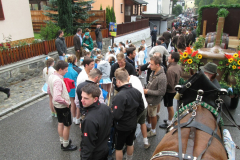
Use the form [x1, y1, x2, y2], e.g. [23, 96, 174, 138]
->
[0, 92, 47, 117]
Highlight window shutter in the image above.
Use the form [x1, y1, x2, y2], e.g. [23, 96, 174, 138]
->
[0, 0, 5, 20]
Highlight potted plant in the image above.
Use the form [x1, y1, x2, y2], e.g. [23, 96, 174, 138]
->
[178, 47, 204, 79]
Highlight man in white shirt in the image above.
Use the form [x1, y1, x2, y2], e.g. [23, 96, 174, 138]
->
[128, 75, 150, 149]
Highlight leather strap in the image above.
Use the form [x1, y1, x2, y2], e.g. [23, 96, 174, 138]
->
[150, 151, 197, 160]
[177, 104, 183, 160]
[197, 104, 222, 160]
[186, 127, 196, 157]
[172, 116, 195, 135]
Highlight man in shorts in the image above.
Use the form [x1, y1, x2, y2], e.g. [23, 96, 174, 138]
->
[144, 56, 167, 137]
[48, 60, 77, 151]
[159, 52, 182, 128]
[127, 72, 150, 149]
[112, 68, 144, 160]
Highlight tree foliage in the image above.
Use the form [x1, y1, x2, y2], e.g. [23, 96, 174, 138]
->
[100, 4, 102, 10]
[44, 0, 97, 34]
[40, 21, 61, 40]
[172, 5, 183, 16]
[106, 6, 116, 25]
[57, 0, 73, 35]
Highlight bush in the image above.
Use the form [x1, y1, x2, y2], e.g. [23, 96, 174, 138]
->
[40, 21, 61, 40]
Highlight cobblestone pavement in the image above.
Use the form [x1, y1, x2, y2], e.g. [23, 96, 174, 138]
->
[0, 36, 159, 115]
[0, 75, 44, 113]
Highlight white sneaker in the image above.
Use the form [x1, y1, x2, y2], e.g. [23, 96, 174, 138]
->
[75, 118, 80, 125]
[72, 117, 76, 123]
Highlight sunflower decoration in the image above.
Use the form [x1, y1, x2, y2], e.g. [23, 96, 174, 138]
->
[198, 54, 202, 59]
[180, 55, 182, 60]
[232, 65, 237, 69]
[187, 59, 193, 64]
[183, 52, 188, 58]
[228, 58, 233, 63]
[238, 60, 240, 65]
[233, 53, 238, 58]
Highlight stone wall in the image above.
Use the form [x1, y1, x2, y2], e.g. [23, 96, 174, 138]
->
[0, 38, 111, 87]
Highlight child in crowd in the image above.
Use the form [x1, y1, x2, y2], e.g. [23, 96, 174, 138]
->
[80, 49, 91, 69]
[108, 56, 116, 66]
[141, 39, 148, 63]
[113, 43, 119, 54]
[138, 45, 146, 78]
[94, 58, 101, 68]
[64, 54, 80, 124]
[125, 40, 132, 48]
[118, 42, 125, 49]
[42, 57, 56, 117]
[97, 55, 111, 103]
[105, 46, 116, 61]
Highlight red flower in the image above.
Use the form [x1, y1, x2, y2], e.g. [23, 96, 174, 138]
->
[225, 54, 233, 59]
[226, 63, 229, 66]
[191, 51, 198, 57]
[186, 47, 192, 54]
[0, 44, 2, 47]
[183, 59, 188, 63]
[238, 51, 240, 58]
[238, 66, 240, 69]
[6, 43, 10, 46]
[179, 52, 183, 55]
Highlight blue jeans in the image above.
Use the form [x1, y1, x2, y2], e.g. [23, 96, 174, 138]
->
[96, 41, 102, 50]
[59, 56, 64, 61]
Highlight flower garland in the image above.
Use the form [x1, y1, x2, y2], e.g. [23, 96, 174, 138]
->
[218, 51, 240, 91]
[178, 47, 204, 72]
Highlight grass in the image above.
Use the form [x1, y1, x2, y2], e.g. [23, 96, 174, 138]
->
[34, 33, 41, 39]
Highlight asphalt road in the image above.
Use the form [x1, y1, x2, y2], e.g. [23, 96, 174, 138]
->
[0, 47, 240, 160]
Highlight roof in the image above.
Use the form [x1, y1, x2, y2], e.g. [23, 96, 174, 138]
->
[134, 0, 148, 4]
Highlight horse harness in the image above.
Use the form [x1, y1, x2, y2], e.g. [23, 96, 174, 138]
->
[151, 74, 228, 160]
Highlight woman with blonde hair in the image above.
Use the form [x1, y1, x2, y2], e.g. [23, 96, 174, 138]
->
[42, 57, 56, 117]
[138, 45, 146, 78]
[64, 54, 81, 124]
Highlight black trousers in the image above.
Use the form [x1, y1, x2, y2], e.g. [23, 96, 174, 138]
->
[151, 39, 156, 47]
[0, 87, 9, 95]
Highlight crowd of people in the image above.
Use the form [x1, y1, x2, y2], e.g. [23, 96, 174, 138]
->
[41, 26, 184, 160]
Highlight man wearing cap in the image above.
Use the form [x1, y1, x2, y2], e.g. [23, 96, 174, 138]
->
[151, 25, 158, 47]
[162, 28, 172, 48]
[200, 62, 219, 83]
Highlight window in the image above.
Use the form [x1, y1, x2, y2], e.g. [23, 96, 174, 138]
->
[0, 0, 5, 20]
[132, 5, 137, 15]
[121, 4, 123, 13]
[125, 6, 131, 16]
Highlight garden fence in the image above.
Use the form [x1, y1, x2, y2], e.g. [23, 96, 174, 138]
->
[0, 29, 109, 66]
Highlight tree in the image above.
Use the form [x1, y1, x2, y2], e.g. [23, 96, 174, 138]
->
[110, 6, 116, 23]
[44, 0, 97, 34]
[213, 0, 240, 5]
[172, 5, 183, 16]
[195, 0, 214, 8]
[106, 6, 116, 26]
[57, 0, 73, 35]
[100, 4, 102, 10]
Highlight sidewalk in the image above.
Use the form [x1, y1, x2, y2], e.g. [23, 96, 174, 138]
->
[0, 36, 158, 116]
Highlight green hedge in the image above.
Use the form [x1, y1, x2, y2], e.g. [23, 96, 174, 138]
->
[197, 4, 240, 36]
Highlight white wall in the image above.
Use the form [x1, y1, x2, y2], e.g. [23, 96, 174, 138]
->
[112, 28, 150, 45]
[162, 0, 171, 14]
[0, 0, 34, 42]
[144, 0, 157, 13]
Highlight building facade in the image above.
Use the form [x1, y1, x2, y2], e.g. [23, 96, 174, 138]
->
[0, 0, 34, 43]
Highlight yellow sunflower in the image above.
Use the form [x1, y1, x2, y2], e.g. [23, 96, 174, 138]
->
[180, 55, 182, 60]
[183, 52, 188, 58]
[238, 60, 240, 65]
[187, 59, 193, 64]
[233, 53, 238, 58]
[232, 65, 236, 69]
[198, 54, 202, 59]
[228, 58, 233, 63]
